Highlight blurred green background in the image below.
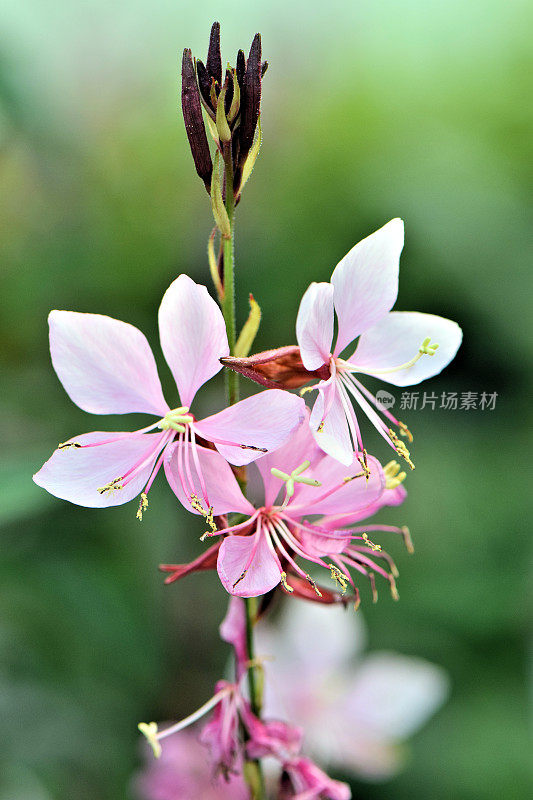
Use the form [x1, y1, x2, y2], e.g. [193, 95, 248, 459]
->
[1, 0, 531, 797]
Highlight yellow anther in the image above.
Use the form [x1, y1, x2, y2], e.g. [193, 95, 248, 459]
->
[383, 460, 407, 490]
[58, 441, 81, 450]
[388, 429, 415, 470]
[97, 477, 123, 494]
[305, 573, 323, 598]
[398, 421, 413, 442]
[233, 569, 248, 589]
[329, 564, 349, 595]
[136, 492, 148, 521]
[138, 722, 161, 759]
[158, 407, 193, 432]
[317, 420, 325, 433]
[357, 449, 371, 481]
[191, 494, 217, 538]
[280, 572, 294, 593]
[300, 385, 318, 396]
[362, 532, 382, 552]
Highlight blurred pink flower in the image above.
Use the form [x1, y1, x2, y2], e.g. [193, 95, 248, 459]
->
[34, 274, 304, 519]
[163, 413, 409, 603]
[295, 219, 462, 465]
[257, 600, 450, 780]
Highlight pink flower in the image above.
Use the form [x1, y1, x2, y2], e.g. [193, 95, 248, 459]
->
[33, 274, 304, 520]
[133, 730, 249, 800]
[256, 600, 450, 781]
[281, 757, 351, 800]
[295, 219, 462, 465]
[164, 413, 408, 603]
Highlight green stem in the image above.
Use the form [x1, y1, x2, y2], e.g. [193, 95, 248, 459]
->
[220, 144, 266, 800]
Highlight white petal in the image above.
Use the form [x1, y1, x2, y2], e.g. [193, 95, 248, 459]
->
[296, 282, 334, 370]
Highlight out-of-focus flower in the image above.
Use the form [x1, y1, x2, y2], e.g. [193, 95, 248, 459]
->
[223, 219, 462, 466]
[33, 274, 304, 521]
[256, 600, 450, 780]
[162, 413, 410, 605]
[133, 729, 249, 800]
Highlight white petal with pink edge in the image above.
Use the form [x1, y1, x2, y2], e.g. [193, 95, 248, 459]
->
[33, 431, 167, 508]
[218, 533, 281, 597]
[49, 311, 169, 416]
[296, 282, 334, 371]
[331, 218, 404, 355]
[349, 311, 462, 386]
[158, 274, 229, 407]
[195, 390, 306, 467]
[163, 442, 254, 516]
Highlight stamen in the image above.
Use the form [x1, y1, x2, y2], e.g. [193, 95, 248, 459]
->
[299, 385, 317, 396]
[390, 575, 400, 601]
[138, 722, 161, 758]
[316, 420, 325, 433]
[158, 407, 194, 432]
[136, 492, 148, 521]
[270, 461, 321, 511]
[362, 532, 382, 551]
[97, 477, 123, 494]
[305, 573, 322, 597]
[339, 337, 439, 377]
[398, 421, 413, 442]
[280, 571, 294, 594]
[402, 525, 415, 554]
[191, 494, 217, 539]
[328, 564, 349, 594]
[357, 449, 371, 481]
[58, 441, 81, 449]
[388, 429, 415, 470]
[239, 444, 268, 452]
[383, 460, 407, 490]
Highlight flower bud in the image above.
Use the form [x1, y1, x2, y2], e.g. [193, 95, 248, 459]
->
[181, 48, 212, 191]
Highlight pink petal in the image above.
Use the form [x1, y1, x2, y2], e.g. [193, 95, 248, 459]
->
[331, 218, 404, 355]
[309, 383, 353, 466]
[349, 311, 462, 386]
[218, 533, 281, 597]
[296, 282, 334, 370]
[33, 431, 166, 507]
[48, 311, 168, 416]
[286, 757, 351, 800]
[164, 442, 254, 516]
[158, 274, 229, 407]
[219, 598, 248, 679]
[195, 391, 306, 466]
[320, 483, 407, 528]
[255, 409, 323, 507]
[290, 453, 385, 516]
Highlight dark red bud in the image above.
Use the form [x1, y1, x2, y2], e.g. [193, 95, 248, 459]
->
[236, 49, 245, 88]
[261, 60, 269, 77]
[196, 59, 214, 111]
[181, 48, 213, 191]
[206, 21, 222, 85]
[224, 69, 234, 115]
[239, 33, 262, 164]
[221, 346, 330, 390]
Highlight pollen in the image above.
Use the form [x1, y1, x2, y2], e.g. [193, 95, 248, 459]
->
[136, 492, 149, 521]
[305, 573, 323, 597]
[316, 420, 325, 433]
[280, 571, 294, 593]
[97, 477, 123, 494]
[362, 532, 382, 552]
[328, 564, 349, 594]
[191, 494, 217, 538]
[388, 429, 415, 470]
[398, 421, 413, 442]
[357, 449, 371, 481]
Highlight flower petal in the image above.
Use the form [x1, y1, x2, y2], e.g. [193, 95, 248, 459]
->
[195, 390, 306, 466]
[350, 311, 463, 386]
[319, 484, 407, 528]
[219, 597, 248, 679]
[290, 453, 385, 516]
[255, 409, 323, 507]
[33, 431, 166, 507]
[158, 274, 229, 407]
[344, 652, 449, 739]
[309, 383, 353, 467]
[331, 218, 404, 355]
[164, 442, 254, 516]
[218, 533, 281, 597]
[48, 311, 168, 416]
[296, 282, 334, 370]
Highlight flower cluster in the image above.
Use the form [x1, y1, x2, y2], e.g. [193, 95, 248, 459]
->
[33, 20, 462, 800]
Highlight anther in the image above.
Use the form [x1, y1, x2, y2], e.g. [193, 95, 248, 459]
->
[362, 532, 382, 552]
[280, 572, 294, 593]
[390, 575, 400, 601]
[419, 337, 439, 356]
[97, 477, 123, 494]
[58, 441, 81, 450]
[388, 429, 415, 470]
[136, 492, 149, 521]
[233, 569, 248, 589]
[383, 460, 407, 490]
[299, 385, 317, 396]
[398, 421, 413, 442]
[239, 444, 268, 452]
[305, 573, 322, 598]
[401, 526, 414, 554]
[357, 449, 371, 481]
[328, 564, 349, 594]
[317, 420, 325, 433]
[191, 494, 217, 537]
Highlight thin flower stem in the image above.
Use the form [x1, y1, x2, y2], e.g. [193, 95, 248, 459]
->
[220, 143, 266, 800]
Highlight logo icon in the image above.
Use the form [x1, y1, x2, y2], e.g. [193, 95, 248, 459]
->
[376, 390, 395, 410]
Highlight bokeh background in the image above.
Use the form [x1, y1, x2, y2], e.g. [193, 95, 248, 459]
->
[1, 0, 531, 798]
